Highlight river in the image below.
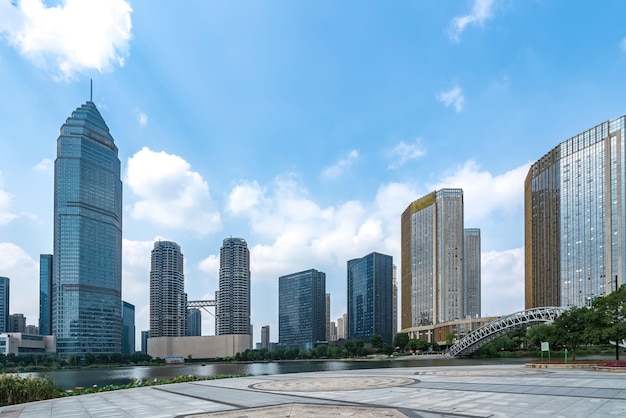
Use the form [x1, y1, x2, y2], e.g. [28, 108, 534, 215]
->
[28, 356, 535, 390]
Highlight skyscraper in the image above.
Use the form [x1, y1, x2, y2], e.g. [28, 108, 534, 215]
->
[401, 189, 481, 330]
[216, 238, 250, 336]
[150, 241, 186, 337]
[187, 308, 201, 337]
[279, 269, 326, 349]
[464, 229, 481, 319]
[347, 252, 393, 344]
[0, 277, 8, 333]
[325, 293, 331, 341]
[122, 301, 135, 355]
[39, 254, 52, 335]
[261, 325, 270, 350]
[52, 100, 122, 358]
[525, 116, 626, 308]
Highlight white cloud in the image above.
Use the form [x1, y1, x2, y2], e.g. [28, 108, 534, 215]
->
[125, 147, 221, 235]
[0, 242, 39, 322]
[227, 181, 265, 216]
[481, 247, 525, 316]
[0, 174, 17, 226]
[0, 0, 133, 81]
[321, 150, 359, 179]
[449, 0, 495, 42]
[436, 85, 465, 112]
[138, 112, 148, 127]
[388, 139, 426, 169]
[621, 37, 626, 53]
[33, 158, 53, 171]
[431, 160, 530, 225]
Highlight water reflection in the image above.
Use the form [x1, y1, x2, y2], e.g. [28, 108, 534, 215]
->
[31, 357, 534, 390]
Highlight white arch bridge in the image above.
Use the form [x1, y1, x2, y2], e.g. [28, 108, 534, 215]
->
[448, 307, 568, 357]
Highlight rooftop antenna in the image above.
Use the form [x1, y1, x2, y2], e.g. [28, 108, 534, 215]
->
[90, 79, 93, 101]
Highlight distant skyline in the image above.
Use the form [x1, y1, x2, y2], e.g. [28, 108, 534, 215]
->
[1, 1, 626, 345]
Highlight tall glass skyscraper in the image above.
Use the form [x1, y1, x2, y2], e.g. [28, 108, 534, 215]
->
[278, 269, 326, 349]
[39, 254, 53, 335]
[401, 189, 481, 330]
[464, 229, 481, 319]
[121, 301, 135, 355]
[53, 101, 122, 358]
[150, 241, 187, 337]
[347, 252, 393, 344]
[216, 238, 251, 336]
[0, 277, 8, 333]
[525, 116, 626, 308]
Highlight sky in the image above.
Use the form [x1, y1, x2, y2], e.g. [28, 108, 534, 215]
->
[1, 0, 625, 348]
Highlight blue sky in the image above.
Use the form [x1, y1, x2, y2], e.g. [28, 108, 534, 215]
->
[1, 0, 626, 346]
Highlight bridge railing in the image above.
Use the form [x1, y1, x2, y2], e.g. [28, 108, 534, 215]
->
[448, 306, 568, 357]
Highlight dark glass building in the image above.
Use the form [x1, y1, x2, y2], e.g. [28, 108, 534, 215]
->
[0, 277, 7, 333]
[278, 269, 326, 350]
[52, 101, 123, 358]
[525, 116, 626, 308]
[39, 254, 52, 335]
[187, 308, 201, 336]
[216, 238, 251, 336]
[150, 241, 186, 337]
[122, 301, 135, 355]
[347, 252, 393, 344]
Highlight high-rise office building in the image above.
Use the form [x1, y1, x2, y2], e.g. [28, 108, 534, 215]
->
[464, 229, 481, 318]
[347, 252, 393, 344]
[150, 241, 186, 337]
[52, 100, 122, 358]
[39, 254, 52, 336]
[8, 314, 26, 333]
[325, 293, 331, 341]
[337, 315, 345, 340]
[261, 325, 270, 350]
[0, 277, 7, 333]
[187, 308, 201, 337]
[216, 238, 251, 336]
[122, 301, 135, 355]
[279, 269, 326, 349]
[525, 116, 626, 308]
[141, 330, 150, 354]
[392, 264, 398, 334]
[401, 189, 483, 331]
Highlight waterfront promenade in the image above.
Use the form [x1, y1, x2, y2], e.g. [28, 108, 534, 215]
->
[1, 364, 625, 417]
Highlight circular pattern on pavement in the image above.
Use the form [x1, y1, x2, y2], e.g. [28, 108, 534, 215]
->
[252, 376, 416, 392]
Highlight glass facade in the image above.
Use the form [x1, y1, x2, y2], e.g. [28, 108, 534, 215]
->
[278, 269, 326, 349]
[187, 308, 201, 337]
[347, 252, 393, 344]
[53, 101, 123, 358]
[216, 238, 251, 335]
[122, 301, 135, 355]
[464, 229, 481, 319]
[39, 254, 52, 335]
[0, 278, 8, 333]
[525, 116, 626, 308]
[401, 189, 480, 333]
[150, 241, 186, 337]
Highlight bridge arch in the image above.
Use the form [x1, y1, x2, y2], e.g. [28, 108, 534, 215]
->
[449, 307, 568, 357]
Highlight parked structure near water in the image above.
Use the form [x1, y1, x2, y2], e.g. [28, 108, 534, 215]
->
[147, 335, 251, 359]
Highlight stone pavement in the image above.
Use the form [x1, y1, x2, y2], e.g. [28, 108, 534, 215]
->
[1, 364, 626, 417]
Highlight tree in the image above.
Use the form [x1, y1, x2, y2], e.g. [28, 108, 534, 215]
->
[393, 333, 409, 352]
[370, 334, 384, 352]
[526, 323, 555, 350]
[552, 306, 591, 360]
[591, 285, 626, 360]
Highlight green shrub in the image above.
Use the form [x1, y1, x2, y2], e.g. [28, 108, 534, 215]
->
[0, 375, 63, 406]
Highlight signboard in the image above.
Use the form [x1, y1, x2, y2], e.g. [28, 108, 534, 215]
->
[541, 341, 549, 352]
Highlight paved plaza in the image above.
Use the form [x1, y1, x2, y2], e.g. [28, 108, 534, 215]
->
[1, 364, 625, 417]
